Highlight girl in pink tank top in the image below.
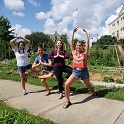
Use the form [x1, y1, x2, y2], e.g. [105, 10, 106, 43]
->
[63, 27, 96, 109]
[72, 50, 87, 69]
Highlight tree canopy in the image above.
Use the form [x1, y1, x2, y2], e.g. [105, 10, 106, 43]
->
[0, 16, 14, 60]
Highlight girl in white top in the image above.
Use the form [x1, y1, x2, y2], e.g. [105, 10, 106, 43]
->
[10, 36, 40, 95]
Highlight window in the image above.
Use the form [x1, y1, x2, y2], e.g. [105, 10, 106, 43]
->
[117, 20, 119, 24]
[112, 23, 115, 26]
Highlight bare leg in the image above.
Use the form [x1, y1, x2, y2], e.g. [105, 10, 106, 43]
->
[20, 72, 26, 90]
[83, 79, 96, 95]
[34, 72, 54, 79]
[63, 75, 77, 108]
[65, 75, 77, 101]
[83, 78, 93, 90]
[28, 67, 40, 76]
[41, 78, 50, 95]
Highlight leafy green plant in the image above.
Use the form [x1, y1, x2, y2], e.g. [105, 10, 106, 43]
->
[116, 79, 124, 84]
[0, 102, 55, 124]
[103, 76, 114, 82]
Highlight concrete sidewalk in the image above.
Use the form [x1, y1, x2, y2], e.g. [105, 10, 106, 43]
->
[0, 79, 124, 124]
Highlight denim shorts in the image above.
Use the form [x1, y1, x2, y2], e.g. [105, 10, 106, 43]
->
[17, 64, 32, 73]
[72, 68, 89, 80]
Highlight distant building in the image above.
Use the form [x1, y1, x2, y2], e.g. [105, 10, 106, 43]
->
[48, 31, 62, 41]
[108, 5, 124, 39]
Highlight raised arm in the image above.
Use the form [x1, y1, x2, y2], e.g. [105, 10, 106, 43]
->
[116, 32, 124, 58]
[81, 27, 89, 57]
[10, 37, 17, 49]
[19, 36, 30, 48]
[70, 27, 78, 54]
[10, 36, 31, 49]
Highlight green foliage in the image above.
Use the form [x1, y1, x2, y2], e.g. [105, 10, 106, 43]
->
[0, 16, 14, 41]
[25, 32, 54, 53]
[60, 34, 69, 45]
[115, 79, 124, 84]
[89, 35, 124, 66]
[0, 102, 55, 124]
[92, 35, 116, 49]
[103, 76, 114, 82]
[0, 16, 14, 60]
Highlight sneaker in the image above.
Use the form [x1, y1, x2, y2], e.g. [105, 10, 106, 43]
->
[25, 74, 28, 81]
[23, 90, 27, 95]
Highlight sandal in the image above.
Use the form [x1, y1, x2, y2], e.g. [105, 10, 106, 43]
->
[45, 92, 51, 96]
[63, 101, 72, 109]
[90, 88, 97, 96]
[58, 93, 64, 99]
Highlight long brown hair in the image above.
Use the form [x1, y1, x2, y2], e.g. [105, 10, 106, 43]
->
[18, 41, 25, 53]
[54, 40, 65, 52]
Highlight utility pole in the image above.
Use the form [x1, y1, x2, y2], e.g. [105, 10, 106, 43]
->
[114, 44, 123, 78]
[105, 44, 123, 78]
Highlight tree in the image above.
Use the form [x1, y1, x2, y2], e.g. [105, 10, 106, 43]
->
[0, 16, 14, 60]
[25, 32, 54, 53]
[60, 34, 68, 45]
[88, 35, 124, 66]
[92, 35, 116, 50]
[0, 15, 14, 41]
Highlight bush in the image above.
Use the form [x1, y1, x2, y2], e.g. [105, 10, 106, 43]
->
[116, 79, 124, 84]
[103, 76, 114, 82]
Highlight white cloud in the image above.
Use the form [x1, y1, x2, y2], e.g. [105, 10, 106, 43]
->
[40, 0, 124, 45]
[28, 0, 40, 6]
[12, 11, 25, 17]
[35, 12, 51, 19]
[11, 24, 31, 37]
[44, 18, 55, 28]
[6, 0, 123, 46]
[4, 0, 24, 10]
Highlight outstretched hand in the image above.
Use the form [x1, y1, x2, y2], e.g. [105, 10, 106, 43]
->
[81, 27, 87, 33]
[73, 27, 78, 33]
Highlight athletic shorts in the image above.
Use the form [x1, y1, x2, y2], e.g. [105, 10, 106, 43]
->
[72, 68, 89, 80]
[17, 64, 32, 73]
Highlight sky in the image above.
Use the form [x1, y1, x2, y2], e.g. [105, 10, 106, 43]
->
[0, 0, 124, 45]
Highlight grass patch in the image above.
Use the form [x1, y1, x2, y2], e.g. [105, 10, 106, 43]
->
[0, 71, 124, 102]
[0, 101, 56, 124]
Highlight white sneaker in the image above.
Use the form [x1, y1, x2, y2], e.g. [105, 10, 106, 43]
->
[23, 90, 27, 95]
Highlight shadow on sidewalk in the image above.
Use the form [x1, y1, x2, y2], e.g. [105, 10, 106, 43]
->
[27, 89, 60, 95]
[27, 89, 47, 94]
[72, 95, 99, 105]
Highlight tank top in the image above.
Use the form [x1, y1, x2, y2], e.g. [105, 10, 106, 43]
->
[72, 51, 87, 69]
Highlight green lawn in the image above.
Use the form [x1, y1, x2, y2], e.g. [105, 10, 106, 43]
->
[0, 62, 124, 124]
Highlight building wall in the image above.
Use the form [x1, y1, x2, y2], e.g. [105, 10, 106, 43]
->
[48, 31, 61, 41]
[108, 6, 124, 39]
